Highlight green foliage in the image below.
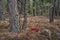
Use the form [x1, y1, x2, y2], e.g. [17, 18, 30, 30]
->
[28, 0, 33, 14]
[28, 0, 53, 15]
[1, 0, 60, 16]
[2, 0, 7, 10]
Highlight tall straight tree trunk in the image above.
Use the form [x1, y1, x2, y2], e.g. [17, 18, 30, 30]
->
[49, 7, 55, 23]
[40, 0, 43, 15]
[20, 0, 23, 14]
[17, 0, 23, 32]
[55, 0, 59, 16]
[22, 0, 28, 30]
[18, 0, 23, 14]
[0, 1, 4, 20]
[0, 5, 3, 20]
[22, 0, 25, 14]
[49, 0, 55, 23]
[33, 0, 37, 16]
[17, 0, 21, 14]
[7, 0, 20, 33]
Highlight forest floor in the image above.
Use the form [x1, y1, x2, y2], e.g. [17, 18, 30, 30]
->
[0, 16, 60, 40]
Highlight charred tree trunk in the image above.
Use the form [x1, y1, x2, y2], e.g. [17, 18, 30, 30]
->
[7, 0, 20, 33]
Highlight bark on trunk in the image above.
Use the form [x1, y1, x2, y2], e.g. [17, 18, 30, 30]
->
[0, 1, 4, 20]
[55, 0, 59, 16]
[7, 0, 20, 33]
[22, 0, 28, 31]
[33, 0, 37, 16]
[40, 0, 43, 15]
[49, 0, 55, 23]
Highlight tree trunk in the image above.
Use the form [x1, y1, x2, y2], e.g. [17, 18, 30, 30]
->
[0, 1, 4, 20]
[17, 0, 21, 14]
[49, 7, 54, 23]
[7, 0, 20, 33]
[55, 0, 59, 16]
[49, 0, 55, 23]
[33, 0, 37, 16]
[17, 0, 23, 14]
[22, 0, 28, 31]
[40, 0, 43, 15]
